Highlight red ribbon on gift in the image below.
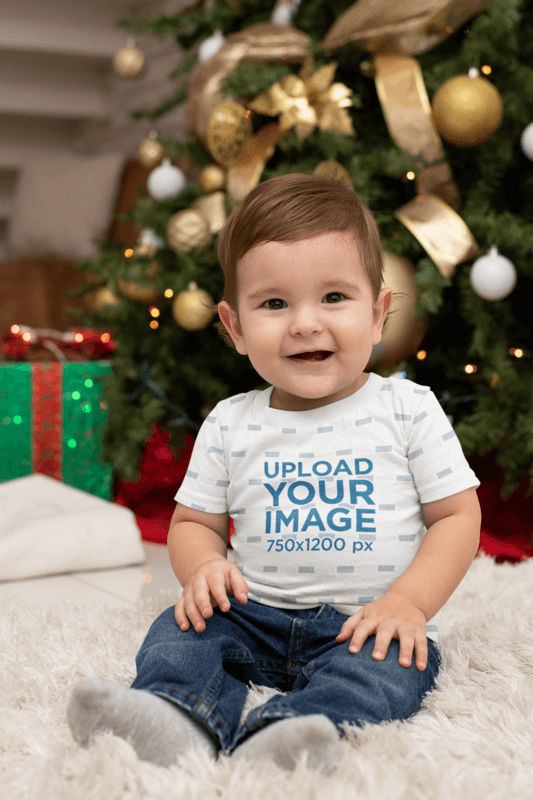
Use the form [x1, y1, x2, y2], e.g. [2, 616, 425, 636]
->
[31, 363, 63, 480]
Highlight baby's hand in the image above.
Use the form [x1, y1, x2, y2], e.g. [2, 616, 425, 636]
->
[175, 557, 248, 634]
[335, 592, 428, 671]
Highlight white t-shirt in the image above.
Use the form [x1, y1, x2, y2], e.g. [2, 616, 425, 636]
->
[175, 373, 480, 644]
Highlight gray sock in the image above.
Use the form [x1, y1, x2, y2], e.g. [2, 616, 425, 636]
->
[230, 714, 343, 775]
[66, 677, 217, 768]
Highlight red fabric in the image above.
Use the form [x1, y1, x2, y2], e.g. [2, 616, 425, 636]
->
[114, 429, 533, 562]
[32, 362, 62, 480]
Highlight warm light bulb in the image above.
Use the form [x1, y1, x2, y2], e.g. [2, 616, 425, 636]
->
[406, 171, 416, 181]
[164, 289, 174, 298]
[481, 65, 492, 75]
[125, 248, 134, 257]
[101, 333, 111, 343]
[464, 364, 477, 374]
[10, 324, 20, 334]
[149, 307, 160, 317]
[74, 333, 84, 342]
[22, 332, 32, 342]
[150, 320, 159, 329]
[416, 350, 427, 360]
[514, 349, 523, 358]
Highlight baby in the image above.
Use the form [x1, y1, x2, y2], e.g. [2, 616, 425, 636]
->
[67, 173, 481, 776]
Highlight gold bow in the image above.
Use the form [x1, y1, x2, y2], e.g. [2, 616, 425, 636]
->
[248, 55, 355, 141]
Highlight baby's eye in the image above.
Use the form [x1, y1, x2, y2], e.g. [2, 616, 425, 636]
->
[323, 292, 346, 303]
[263, 298, 286, 310]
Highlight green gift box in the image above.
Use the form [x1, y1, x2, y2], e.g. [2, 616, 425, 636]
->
[0, 361, 113, 500]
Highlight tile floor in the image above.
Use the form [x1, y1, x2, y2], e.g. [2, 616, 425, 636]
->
[0, 542, 237, 609]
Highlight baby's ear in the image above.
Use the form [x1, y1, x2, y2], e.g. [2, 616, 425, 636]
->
[217, 302, 248, 355]
[372, 287, 393, 343]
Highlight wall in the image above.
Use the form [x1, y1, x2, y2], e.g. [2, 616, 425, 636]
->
[0, 0, 192, 261]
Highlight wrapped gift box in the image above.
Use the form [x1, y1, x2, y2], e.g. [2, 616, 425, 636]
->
[0, 360, 113, 500]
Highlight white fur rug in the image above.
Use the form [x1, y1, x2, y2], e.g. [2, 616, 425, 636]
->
[2, 553, 533, 800]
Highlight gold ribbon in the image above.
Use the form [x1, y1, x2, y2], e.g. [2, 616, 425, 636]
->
[373, 53, 460, 211]
[321, 0, 496, 57]
[394, 194, 479, 278]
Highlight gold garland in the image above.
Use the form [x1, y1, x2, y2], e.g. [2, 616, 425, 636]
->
[183, 0, 498, 277]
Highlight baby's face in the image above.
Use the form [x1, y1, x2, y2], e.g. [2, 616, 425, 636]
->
[218, 231, 391, 411]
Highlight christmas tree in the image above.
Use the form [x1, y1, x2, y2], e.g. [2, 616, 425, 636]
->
[68, 0, 533, 495]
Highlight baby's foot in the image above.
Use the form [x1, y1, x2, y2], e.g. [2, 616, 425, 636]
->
[230, 714, 342, 775]
[67, 678, 217, 768]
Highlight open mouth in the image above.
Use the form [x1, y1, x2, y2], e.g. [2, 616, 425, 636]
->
[288, 351, 332, 361]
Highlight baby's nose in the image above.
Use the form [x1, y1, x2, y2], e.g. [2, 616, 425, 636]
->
[289, 306, 324, 336]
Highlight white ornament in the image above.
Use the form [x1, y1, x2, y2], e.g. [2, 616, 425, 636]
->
[469, 245, 517, 301]
[271, 0, 301, 26]
[147, 158, 187, 201]
[198, 29, 225, 63]
[139, 228, 165, 250]
[520, 122, 533, 160]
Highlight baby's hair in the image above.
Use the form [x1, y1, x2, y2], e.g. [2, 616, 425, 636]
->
[214, 172, 385, 348]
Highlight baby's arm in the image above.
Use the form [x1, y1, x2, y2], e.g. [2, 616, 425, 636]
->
[169, 503, 249, 632]
[337, 487, 481, 670]
[168, 502, 229, 587]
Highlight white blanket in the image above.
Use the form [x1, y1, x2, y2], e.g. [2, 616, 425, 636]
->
[0, 474, 145, 581]
[1, 553, 533, 798]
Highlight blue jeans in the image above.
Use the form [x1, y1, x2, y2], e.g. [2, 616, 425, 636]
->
[131, 597, 441, 757]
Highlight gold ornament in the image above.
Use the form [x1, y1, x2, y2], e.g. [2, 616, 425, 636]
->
[137, 132, 166, 168]
[248, 55, 355, 142]
[172, 282, 215, 331]
[134, 242, 158, 257]
[166, 209, 212, 253]
[313, 160, 353, 187]
[431, 69, 503, 147]
[206, 102, 254, 168]
[199, 164, 227, 193]
[113, 40, 145, 80]
[86, 286, 120, 311]
[117, 261, 159, 303]
[191, 192, 227, 234]
[367, 252, 426, 370]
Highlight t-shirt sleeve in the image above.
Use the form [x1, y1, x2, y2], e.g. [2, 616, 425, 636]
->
[405, 389, 480, 504]
[174, 408, 229, 514]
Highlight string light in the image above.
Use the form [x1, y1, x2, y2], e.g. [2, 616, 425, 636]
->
[125, 248, 134, 258]
[149, 307, 160, 318]
[10, 324, 20, 334]
[509, 347, 524, 358]
[150, 320, 159, 329]
[74, 332, 84, 342]
[22, 332, 32, 342]
[406, 171, 416, 181]
[416, 350, 427, 360]
[101, 333, 111, 343]
[464, 364, 477, 374]
[481, 65, 492, 75]
[164, 289, 174, 298]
